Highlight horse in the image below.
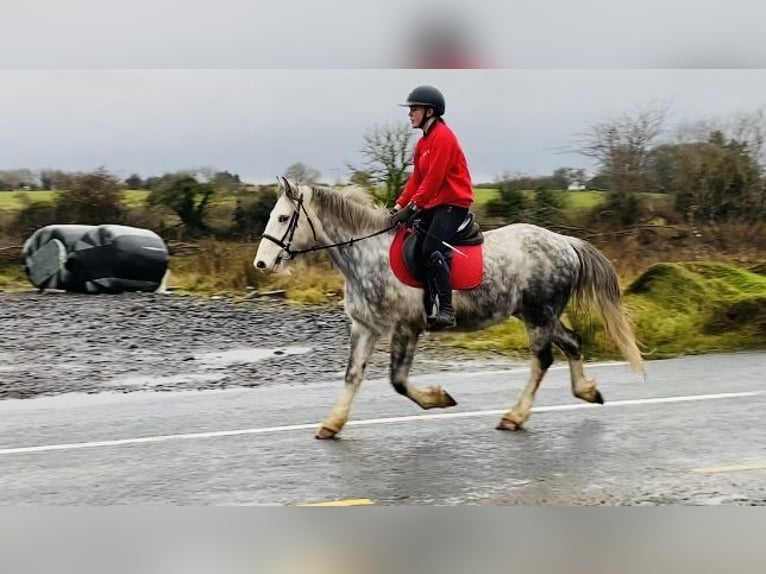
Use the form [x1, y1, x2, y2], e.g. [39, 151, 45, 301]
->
[254, 177, 644, 439]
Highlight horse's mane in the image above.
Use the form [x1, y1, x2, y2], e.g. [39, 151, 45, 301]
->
[310, 184, 389, 230]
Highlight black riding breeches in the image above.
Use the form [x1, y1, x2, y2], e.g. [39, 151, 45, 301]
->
[417, 204, 469, 266]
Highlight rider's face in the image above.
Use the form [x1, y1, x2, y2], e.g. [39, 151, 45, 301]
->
[408, 106, 427, 127]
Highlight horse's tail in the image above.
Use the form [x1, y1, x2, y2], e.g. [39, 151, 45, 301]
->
[567, 238, 644, 373]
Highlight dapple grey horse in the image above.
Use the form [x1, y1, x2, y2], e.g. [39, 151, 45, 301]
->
[254, 178, 644, 439]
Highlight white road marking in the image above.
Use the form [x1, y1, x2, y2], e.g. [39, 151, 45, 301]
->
[0, 390, 761, 456]
[692, 462, 766, 474]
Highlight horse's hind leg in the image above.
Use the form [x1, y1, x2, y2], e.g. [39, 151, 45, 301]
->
[316, 320, 379, 439]
[552, 320, 604, 404]
[497, 325, 553, 431]
[389, 324, 457, 410]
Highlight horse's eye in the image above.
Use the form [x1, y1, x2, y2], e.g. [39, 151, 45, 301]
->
[278, 215, 290, 223]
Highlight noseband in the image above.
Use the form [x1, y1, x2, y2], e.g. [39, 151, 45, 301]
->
[260, 193, 318, 260]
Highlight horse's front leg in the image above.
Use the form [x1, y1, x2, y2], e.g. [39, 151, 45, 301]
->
[390, 323, 457, 410]
[316, 320, 379, 439]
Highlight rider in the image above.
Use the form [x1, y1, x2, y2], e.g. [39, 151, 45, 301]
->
[389, 85, 475, 330]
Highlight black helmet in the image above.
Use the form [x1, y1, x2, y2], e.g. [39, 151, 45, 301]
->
[399, 85, 445, 116]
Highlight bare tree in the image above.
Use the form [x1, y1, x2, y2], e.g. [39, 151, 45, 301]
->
[348, 122, 414, 207]
[664, 108, 766, 223]
[283, 162, 321, 185]
[574, 100, 670, 194]
[552, 167, 587, 189]
[568, 101, 670, 225]
[675, 107, 765, 169]
[729, 107, 766, 169]
[39, 169, 68, 190]
[349, 169, 374, 189]
[0, 169, 38, 190]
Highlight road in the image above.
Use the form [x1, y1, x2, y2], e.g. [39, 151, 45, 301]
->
[0, 351, 764, 505]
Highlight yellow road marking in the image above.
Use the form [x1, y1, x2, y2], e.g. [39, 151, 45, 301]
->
[297, 498, 375, 506]
[692, 462, 766, 474]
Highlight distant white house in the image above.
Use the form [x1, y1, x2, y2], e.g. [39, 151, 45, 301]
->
[567, 182, 587, 191]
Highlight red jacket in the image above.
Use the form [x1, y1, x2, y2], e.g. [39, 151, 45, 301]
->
[396, 120, 474, 210]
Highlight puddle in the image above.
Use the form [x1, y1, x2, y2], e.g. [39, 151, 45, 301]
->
[693, 494, 754, 505]
[104, 372, 227, 388]
[194, 346, 312, 368]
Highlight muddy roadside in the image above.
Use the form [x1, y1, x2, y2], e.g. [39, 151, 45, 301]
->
[0, 291, 524, 400]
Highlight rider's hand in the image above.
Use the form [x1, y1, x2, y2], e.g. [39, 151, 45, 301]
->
[389, 203, 419, 227]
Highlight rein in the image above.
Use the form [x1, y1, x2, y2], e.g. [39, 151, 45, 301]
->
[260, 192, 396, 260]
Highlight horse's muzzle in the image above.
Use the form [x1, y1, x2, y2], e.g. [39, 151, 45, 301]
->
[254, 257, 287, 274]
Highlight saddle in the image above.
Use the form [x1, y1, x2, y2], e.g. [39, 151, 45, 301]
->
[389, 211, 485, 290]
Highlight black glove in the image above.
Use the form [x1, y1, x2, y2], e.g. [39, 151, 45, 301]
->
[389, 203, 420, 227]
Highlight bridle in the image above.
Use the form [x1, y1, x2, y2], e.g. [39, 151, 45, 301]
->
[260, 192, 396, 260]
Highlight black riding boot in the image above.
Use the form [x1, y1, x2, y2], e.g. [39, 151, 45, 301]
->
[426, 252, 456, 330]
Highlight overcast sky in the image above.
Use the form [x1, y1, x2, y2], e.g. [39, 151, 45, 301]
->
[2, 69, 765, 184]
[3, 0, 766, 68]
[2, 0, 765, 185]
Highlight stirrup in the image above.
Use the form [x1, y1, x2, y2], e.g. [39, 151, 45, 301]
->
[427, 310, 456, 330]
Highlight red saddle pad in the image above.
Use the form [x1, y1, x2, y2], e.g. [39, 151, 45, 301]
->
[388, 227, 484, 290]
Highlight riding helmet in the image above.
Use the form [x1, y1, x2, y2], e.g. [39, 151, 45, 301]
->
[399, 85, 446, 116]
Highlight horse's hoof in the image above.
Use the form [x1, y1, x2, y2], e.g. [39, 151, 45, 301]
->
[443, 390, 458, 407]
[594, 390, 605, 404]
[315, 426, 339, 439]
[496, 418, 523, 431]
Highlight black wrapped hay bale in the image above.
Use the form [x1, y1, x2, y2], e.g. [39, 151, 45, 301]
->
[22, 224, 96, 291]
[22, 224, 169, 293]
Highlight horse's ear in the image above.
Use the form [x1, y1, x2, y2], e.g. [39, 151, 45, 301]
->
[281, 177, 299, 200]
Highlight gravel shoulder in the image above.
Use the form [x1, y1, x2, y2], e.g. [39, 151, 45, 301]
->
[0, 290, 524, 400]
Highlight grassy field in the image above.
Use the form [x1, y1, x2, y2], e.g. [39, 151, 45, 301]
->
[0, 190, 55, 209]
[4, 187, 495, 211]
[0, 186, 674, 217]
[472, 188, 498, 208]
[0, 189, 151, 210]
[470, 188, 671, 212]
[0, 187, 617, 209]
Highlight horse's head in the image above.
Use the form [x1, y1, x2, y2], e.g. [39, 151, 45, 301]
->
[254, 177, 318, 271]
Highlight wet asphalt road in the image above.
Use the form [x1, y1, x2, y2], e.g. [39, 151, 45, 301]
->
[0, 351, 764, 505]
